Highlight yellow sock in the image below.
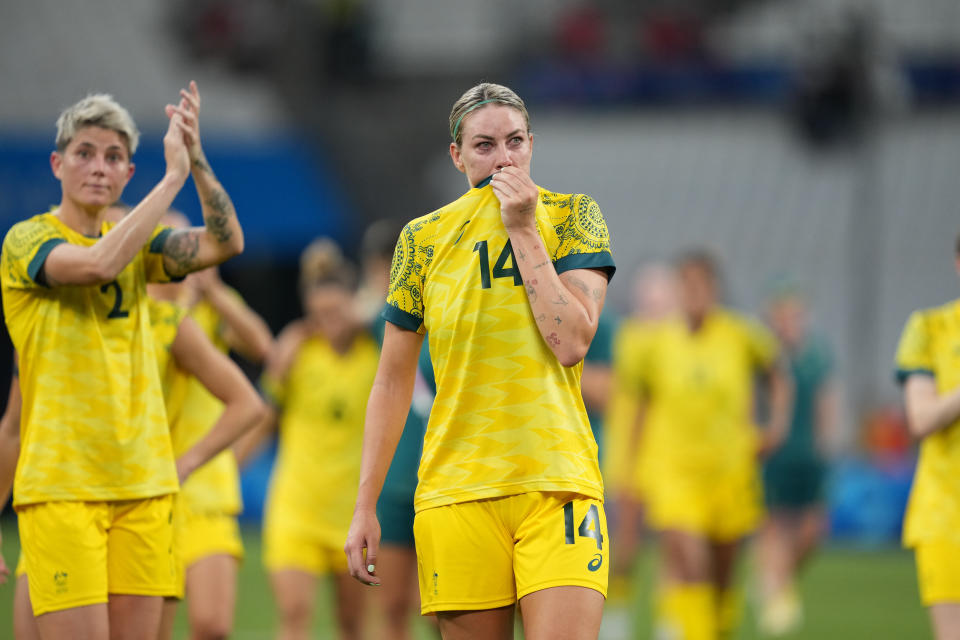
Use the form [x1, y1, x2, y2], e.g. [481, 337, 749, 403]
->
[716, 587, 743, 639]
[655, 583, 716, 640]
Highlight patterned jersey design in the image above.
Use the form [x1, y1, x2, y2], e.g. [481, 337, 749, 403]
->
[2, 211, 179, 505]
[384, 182, 615, 511]
[895, 301, 960, 546]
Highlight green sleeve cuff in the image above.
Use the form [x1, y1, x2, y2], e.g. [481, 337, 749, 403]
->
[149, 227, 173, 253]
[554, 251, 616, 282]
[27, 238, 67, 285]
[148, 228, 186, 283]
[382, 303, 422, 332]
[895, 368, 935, 385]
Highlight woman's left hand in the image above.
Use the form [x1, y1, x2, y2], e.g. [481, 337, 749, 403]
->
[491, 166, 539, 232]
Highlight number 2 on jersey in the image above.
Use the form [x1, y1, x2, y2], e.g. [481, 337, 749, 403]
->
[100, 280, 129, 319]
[563, 501, 604, 550]
[473, 240, 523, 289]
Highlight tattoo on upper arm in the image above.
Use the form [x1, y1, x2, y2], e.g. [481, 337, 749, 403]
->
[592, 287, 603, 302]
[567, 276, 590, 297]
[204, 188, 234, 243]
[164, 229, 201, 274]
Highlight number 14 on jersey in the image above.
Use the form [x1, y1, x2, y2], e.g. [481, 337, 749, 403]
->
[473, 240, 523, 289]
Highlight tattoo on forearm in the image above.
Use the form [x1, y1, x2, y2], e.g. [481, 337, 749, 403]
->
[546, 332, 561, 346]
[525, 278, 538, 301]
[164, 229, 201, 274]
[533, 260, 550, 270]
[555, 316, 562, 325]
[516, 247, 527, 261]
[192, 156, 213, 175]
[551, 284, 569, 306]
[203, 188, 235, 243]
[537, 313, 546, 322]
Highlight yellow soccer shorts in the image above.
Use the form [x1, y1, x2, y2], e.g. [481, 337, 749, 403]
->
[644, 465, 763, 542]
[17, 495, 176, 616]
[915, 541, 960, 606]
[167, 498, 244, 600]
[414, 491, 609, 615]
[263, 524, 348, 576]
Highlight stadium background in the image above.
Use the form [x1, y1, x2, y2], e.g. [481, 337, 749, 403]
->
[2, 0, 959, 637]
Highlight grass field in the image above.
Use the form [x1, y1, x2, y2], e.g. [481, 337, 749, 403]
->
[0, 519, 930, 639]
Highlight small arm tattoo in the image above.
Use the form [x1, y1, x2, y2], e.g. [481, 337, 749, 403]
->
[555, 316, 562, 325]
[192, 155, 213, 175]
[546, 332, 561, 346]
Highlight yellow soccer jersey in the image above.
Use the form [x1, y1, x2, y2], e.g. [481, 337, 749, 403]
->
[170, 299, 242, 515]
[895, 300, 960, 546]
[384, 180, 616, 511]
[148, 297, 189, 406]
[602, 318, 652, 494]
[1, 211, 180, 506]
[635, 309, 778, 478]
[263, 333, 379, 546]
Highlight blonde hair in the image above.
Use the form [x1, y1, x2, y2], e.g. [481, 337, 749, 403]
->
[449, 83, 530, 146]
[299, 237, 355, 293]
[55, 94, 140, 156]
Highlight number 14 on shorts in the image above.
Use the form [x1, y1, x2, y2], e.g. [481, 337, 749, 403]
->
[563, 501, 603, 550]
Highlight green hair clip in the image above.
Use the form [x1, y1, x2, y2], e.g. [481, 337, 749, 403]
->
[452, 99, 498, 142]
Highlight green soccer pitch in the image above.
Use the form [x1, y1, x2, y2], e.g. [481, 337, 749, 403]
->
[0, 520, 930, 639]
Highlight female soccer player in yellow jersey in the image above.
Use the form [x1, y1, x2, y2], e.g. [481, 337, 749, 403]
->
[344, 82, 616, 640]
[630, 251, 791, 640]
[259, 239, 379, 640]
[0, 81, 247, 640]
[894, 234, 960, 640]
[143, 211, 273, 640]
[0, 215, 267, 640]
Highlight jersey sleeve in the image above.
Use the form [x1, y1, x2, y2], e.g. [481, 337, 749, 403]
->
[142, 225, 183, 283]
[1, 219, 67, 289]
[742, 315, 779, 371]
[895, 311, 934, 385]
[382, 222, 426, 334]
[553, 194, 616, 281]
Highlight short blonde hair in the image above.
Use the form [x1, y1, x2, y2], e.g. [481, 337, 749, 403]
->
[449, 82, 530, 146]
[55, 94, 140, 156]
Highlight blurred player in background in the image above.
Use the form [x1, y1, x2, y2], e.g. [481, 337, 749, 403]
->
[147, 210, 274, 640]
[259, 238, 378, 640]
[633, 250, 791, 640]
[344, 82, 615, 640]
[602, 263, 679, 638]
[894, 233, 960, 640]
[755, 280, 837, 636]
[358, 220, 438, 640]
[0, 81, 246, 639]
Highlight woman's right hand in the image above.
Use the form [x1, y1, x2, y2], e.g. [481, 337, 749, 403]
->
[344, 507, 382, 586]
